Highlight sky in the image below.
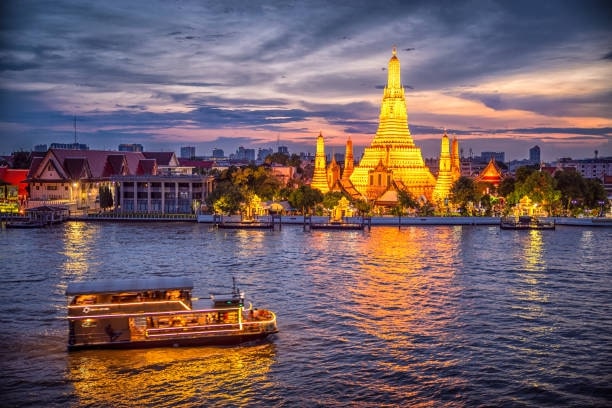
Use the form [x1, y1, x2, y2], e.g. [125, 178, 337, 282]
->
[1, 0, 611, 162]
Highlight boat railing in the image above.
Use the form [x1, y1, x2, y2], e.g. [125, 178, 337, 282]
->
[66, 305, 242, 320]
[68, 299, 192, 316]
[66, 306, 276, 324]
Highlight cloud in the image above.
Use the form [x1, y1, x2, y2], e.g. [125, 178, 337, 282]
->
[0, 0, 610, 160]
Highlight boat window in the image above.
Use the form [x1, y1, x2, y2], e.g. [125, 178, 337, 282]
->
[81, 319, 97, 328]
[74, 295, 98, 305]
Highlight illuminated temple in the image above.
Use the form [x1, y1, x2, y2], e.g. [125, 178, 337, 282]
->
[311, 131, 330, 193]
[310, 47, 460, 207]
[432, 131, 461, 203]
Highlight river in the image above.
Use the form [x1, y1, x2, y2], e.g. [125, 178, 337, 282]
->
[1, 221, 610, 407]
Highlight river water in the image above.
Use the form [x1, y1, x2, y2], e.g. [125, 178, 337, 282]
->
[0, 221, 610, 407]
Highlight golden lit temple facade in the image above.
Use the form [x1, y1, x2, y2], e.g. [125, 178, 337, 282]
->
[432, 131, 461, 203]
[311, 131, 330, 193]
[309, 48, 462, 209]
[348, 47, 437, 201]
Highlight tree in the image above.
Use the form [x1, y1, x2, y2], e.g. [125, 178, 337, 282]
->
[498, 177, 515, 198]
[554, 169, 585, 209]
[288, 185, 323, 214]
[583, 178, 607, 210]
[232, 165, 281, 201]
[288, 154, 302, 168]
[479, 194, 493, 216]
[397, 189, 418, 214]
[322, 191, 344, 211]
[515, 170, 561, 215]
[264, 152, 289, 165]
[554, 169, 606, 212]
[352, 199, 372, 216]
[98, 185, 114, 209]
[11, 151, 32, 169]
[205, 167, 244, 214]
[450, 176, 479, 215]
[211, 185, 243, 215]
[514, 165, 538, 183]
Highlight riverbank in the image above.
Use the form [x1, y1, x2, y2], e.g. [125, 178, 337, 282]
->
[65, 213, 612, 227]
[199, 215, 611, 227]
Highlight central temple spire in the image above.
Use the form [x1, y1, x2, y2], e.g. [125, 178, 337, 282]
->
[371, 45, 415, 147]
[349, 47, 436, 200]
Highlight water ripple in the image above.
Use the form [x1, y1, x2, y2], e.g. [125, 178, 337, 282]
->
[0, 223, 610, 407]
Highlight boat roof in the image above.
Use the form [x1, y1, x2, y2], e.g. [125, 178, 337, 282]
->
[65, 277, 193, 296]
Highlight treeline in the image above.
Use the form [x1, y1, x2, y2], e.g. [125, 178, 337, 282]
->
[204, 157, 608, 217]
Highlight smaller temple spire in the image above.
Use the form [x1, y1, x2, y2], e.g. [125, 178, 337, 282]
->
[432, 130, 453, 204]
[342, 136, 354, 181]
[311, 131, 330, 193]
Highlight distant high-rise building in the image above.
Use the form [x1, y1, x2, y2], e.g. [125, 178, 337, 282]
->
[50, 142, 89, 150]
[34, 144, 48, 152]
[278, 146, 289, 154]
[212, 148, 224, 158]
[118, 143, 144, 152]
[529, 145, 540, 164]
[235, 146, 255, 161]
[258, 148, 274, 161]
[180, 146, 196, 159]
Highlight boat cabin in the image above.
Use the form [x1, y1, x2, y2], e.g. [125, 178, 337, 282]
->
[67, 277, 194, 314]
[65, 277, 278, 350]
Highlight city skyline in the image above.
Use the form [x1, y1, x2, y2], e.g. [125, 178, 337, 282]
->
[1, 1, 610, 161]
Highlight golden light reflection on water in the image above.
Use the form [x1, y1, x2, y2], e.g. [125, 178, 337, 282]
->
[231, 229, 268, 258]
[336, 227, 466, 396]
[61, 222, 102, 278]
[513, 230, 549, 325]
[68, 344, 276, 407]
[348, 228, 461, 339]
[522, 230, 545, 272]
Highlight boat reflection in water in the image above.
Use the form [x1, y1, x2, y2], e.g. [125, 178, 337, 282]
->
[67, 343, 276, 406]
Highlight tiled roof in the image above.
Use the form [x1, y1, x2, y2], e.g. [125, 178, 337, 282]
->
[178, 159, 214, 169]
[476, 158, 503, 185]
[143, 152, 175, 166]
[46, 149, 146, 178]
[137, 159, 157, 175]
[28, 157, 44, 179]
[104, 155, 127, 176]
[63, 158, 90, 179]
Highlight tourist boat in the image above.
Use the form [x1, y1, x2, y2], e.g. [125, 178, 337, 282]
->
[217, 220, 274, 229]
[309, 221, 365, 231]
[500, 215, 555, 230]
[65, 277, 278, 350]
[5, 219, 47, 228]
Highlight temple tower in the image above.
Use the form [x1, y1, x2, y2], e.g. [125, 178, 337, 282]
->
[342, 137, 354, 181]
[451, 136, 461, 180]
[327, 154, 341, 188]
[349, 47, 436, 200]
[432, 131, 453, 203]
[311, 131, 330, 193]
